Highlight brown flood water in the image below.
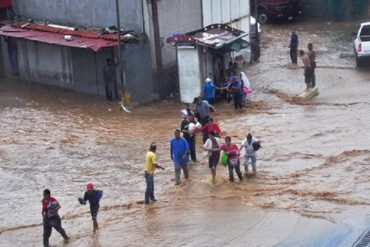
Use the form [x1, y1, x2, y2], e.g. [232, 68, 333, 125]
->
[1, 19, 370, 246]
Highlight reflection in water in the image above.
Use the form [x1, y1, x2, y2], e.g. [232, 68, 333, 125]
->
[1, 19, 370, 246]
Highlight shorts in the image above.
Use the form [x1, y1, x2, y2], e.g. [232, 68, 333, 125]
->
[209, 153, 220, 169]
[90, 205, 100, 221]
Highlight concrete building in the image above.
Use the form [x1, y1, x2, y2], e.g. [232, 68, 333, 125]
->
[0, 0, 251, 102]
[143, 0, 251, 98]
[0, 0, 154, 102]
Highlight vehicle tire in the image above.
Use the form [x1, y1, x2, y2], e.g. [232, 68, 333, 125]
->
[258, 11, 268, 24]
[356, 55, 362, 67]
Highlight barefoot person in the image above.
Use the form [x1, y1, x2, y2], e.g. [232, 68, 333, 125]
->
[299, 50, 312, 90]
[203, 131, 222, 184]
[78, 182, 103, 231]
[221, 136, 243, 182]
[42, 189, 69, 247]
[144, 142, 164, 205]
[170, 129, 190, 185]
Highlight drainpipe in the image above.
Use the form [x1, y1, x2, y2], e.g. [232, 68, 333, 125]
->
[115, 0, 127, 101]
[151, 0, 164, 98]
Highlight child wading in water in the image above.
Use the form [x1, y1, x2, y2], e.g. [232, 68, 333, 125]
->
[78, 182, 103, 232]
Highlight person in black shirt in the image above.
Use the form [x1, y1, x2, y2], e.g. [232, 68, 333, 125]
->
[181, 114, 197, 162]
[78, 182, 103, 232]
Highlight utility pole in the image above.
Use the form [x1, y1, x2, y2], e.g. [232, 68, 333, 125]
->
[252, 0, 261, 61]
[254, 0, 259, 45]
[151, 0, 164, 98]
[115, 0, 126, 100]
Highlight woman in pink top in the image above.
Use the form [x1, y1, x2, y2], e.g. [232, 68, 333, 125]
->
[201, 117, 221, 143]
[221, 136, 243, 182]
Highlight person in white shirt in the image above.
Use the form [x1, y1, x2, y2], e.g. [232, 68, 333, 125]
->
[203, 131, 222, 184]
[239, 133, 259, 176]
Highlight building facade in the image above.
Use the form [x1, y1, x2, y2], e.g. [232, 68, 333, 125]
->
[0, 0, 251, 102]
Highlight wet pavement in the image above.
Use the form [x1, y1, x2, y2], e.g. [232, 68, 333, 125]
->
[1, 19, 370, 246]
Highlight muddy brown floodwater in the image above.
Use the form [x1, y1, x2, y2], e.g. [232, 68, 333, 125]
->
[1, 19, 370, 247]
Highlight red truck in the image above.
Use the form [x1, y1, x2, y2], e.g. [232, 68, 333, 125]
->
[252, 0, 301, 24]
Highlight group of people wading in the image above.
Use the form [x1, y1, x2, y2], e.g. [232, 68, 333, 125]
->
[144, 97, 262, 208]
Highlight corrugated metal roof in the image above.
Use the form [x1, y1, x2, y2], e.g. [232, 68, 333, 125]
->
[0, 25, 118, 51]
[166, 24, 248, 50]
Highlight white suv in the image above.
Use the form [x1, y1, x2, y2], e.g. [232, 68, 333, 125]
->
[354, 22, 370, 67]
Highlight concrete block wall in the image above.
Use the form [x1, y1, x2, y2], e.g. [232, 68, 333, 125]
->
[300, 0, 327, 18]
[1, 39, 74, 88]
[12, 0, 144, 32]
[123, 41, 155, 102]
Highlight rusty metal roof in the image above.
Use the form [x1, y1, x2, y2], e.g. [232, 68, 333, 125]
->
[166, 24, 248, 51]
[0, 25, 118, 51]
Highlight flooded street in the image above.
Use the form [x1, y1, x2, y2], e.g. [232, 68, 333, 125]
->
[1, 19, 370, 246]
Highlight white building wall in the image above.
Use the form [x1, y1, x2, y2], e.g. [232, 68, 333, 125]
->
[202, 0, 251, 65]
[202, 0, 250, 42]
[157, 0, 203, 67]
[177, 47, 202, 103]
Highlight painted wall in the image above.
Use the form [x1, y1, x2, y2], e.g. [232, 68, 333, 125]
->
[123, 41, 156, 102]
[12, 0, 144, 32]
[71, 47, 112, 96]
[202, 0, 250, 42]
[301, 0, 370, 20]
[177, 46, 201, 103]
[202, 0, 251, 64]
[1, 39, 74, 88]
[1, 38, 154, 102]
[157, 0, 203, 67]
[143, 0, 203, 96]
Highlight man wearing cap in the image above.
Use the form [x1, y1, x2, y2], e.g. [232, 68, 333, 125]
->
[193, 97, 215, 126]
[170, 129, 190, 185]
[144, 142, 165, 205]
[203, 77, 216, 105]
[78, 182, 103, 231]
[42, 189, 69, 247]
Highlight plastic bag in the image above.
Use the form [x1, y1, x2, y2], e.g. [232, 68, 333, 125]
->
[221, 151, 229, 167]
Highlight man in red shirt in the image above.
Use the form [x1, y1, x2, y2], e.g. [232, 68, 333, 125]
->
[201, 117, 221, 143]
[42, 189, 69, 247]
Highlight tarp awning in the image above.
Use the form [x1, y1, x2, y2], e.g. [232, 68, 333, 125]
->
[0, 25, 118, 52]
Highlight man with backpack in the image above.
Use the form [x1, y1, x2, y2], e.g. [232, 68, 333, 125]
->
[228, 75, 244, 110]
[239, 133, 261, 177]
[78, 182, 103, 232]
